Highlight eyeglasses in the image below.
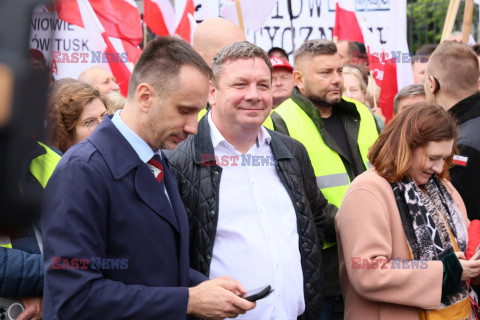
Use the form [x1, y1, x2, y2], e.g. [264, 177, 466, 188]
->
[79, 113, 106, 132]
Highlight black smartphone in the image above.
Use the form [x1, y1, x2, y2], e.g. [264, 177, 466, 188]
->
[243, 285, 274, 302]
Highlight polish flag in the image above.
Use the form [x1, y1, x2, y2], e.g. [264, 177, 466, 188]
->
[333, 0, 413, 122]
[143, 0, 175, 36]
[375, 0, 413, 122]
[143, 0, 196, 43]
[89, 0, 143, 46]
[55, 0, 140, 96]
[55, 0, 84, 28]
[332, 1, 364, 43]
[174, 0, 196, 42]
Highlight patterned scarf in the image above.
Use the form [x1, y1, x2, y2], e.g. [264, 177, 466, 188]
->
[391, 174, 468, 307]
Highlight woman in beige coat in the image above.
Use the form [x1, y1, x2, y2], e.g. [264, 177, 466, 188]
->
[336, 103, 480, 320]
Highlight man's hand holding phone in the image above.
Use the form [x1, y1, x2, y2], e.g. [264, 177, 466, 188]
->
[241, 285, 274, 302]
[187, 275, 256, 320]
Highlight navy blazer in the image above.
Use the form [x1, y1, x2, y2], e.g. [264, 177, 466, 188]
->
[42, 116, 206, 319]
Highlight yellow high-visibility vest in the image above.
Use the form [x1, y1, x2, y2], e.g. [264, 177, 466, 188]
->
[30, 141, 61, 188]
[266, 97, 378, 249]
[1, 142, 61, 249]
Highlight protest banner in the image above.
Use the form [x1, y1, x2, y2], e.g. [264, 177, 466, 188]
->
[30, 1, 141, 96]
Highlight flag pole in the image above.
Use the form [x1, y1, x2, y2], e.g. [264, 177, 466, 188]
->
[369, 73, 378, 110]
[235, 0, 245, 33]
[143, 23, 148, 48]
[287, 0, 295, 57]
[441, 0, 455, 41]
[462, 0, 475, 44]
[143, 0, 148, 48]
[441, 0, 460, 42]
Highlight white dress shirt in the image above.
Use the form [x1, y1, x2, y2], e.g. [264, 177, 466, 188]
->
[208, 112, 305, 320]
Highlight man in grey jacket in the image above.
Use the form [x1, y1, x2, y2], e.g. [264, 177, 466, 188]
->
[168, 41, 326, 320]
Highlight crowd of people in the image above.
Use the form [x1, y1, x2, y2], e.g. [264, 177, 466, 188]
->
[2, 16, 480, 320]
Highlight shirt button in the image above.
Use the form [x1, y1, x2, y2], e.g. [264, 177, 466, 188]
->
[207, 255, 211, 260]
[276, 165, 280, 171]
[214, 171, 219, 176]
[296, 201, 301, 208]
[210, 210, 215, 217]
[306, 282, 311, 289]
[303, 242, 308, 248]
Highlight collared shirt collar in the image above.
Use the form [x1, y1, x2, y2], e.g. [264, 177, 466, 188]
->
[111, 110, 160, 163]
[449, 92, 480, 124]
[207, 110, 271, 152]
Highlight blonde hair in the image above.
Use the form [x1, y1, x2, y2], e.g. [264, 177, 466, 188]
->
[343, 65, 367, 93]
[107, 91, 126, 113]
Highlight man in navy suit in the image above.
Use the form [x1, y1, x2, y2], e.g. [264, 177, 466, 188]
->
[42, 37, 255, 320]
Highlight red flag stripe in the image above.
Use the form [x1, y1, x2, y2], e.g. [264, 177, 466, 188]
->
[378, 59, 398, 122]
[55, 0, 84, 28]
[174, 0, 195, 42]
[89, 0, 142, 46]
[332, 3, 364, 43]
[144, 0, 171, 36]
[102, 34, 132, 97]
[121, 39, 142, 65]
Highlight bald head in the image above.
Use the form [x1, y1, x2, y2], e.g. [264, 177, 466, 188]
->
[193, 17, 246, 66]
[78, 66, 119, 95]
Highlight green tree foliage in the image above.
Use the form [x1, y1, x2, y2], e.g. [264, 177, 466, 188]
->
[407, 0, 450, 53]
[407, 0, 479, 53]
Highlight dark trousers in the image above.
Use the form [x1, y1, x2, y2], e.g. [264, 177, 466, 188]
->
[319, 295, 344, 320]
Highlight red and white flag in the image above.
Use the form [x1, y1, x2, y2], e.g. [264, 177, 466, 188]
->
[55, 0, 84, 28]
[143, 0, 196, 43]
[332, 0, 363, 43]
[33, 0, 142, 96]
[89, 0, 142, 46]
[144, 0, 175, 36]
[332, 0, 413, 122]
[374, 0, 413, 122]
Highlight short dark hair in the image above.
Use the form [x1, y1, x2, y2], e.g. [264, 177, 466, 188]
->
[127, 36, 212, 99]
[294, 39, 337, 65]
[212, 41, 272, 84]
[268, 47, 289, 59]
[416, 44, 437, 56]
[471, 43, 480, 56]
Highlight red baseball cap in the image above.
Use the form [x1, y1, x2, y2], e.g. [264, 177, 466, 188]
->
[270, 56, 293, 73]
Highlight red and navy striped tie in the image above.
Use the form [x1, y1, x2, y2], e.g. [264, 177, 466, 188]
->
[147, 154, 165, 185]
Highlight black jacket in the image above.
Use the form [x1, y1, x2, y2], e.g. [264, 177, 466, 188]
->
[449, 92, 480, 221]
[271, 87, 379, 297]
[167, 114, 327, 320]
